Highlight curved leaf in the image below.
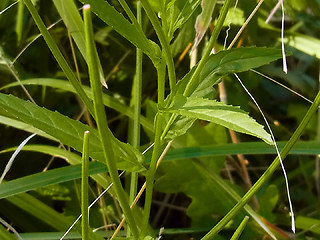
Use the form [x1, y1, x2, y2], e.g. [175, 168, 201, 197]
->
[165, 95, 272, 144]
[0, 78, 154, 132]
[0, 93, 145, 172]
[174, 47, 283, 98]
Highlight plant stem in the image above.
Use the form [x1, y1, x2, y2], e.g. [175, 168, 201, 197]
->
[141, 115, 164, 237]
[183, 0, 232, 97]
[15, 0, 24, 46]
[230, 216, 249, 240]
[128, 1, 143, 237]
[140, 0, 176, 94]
[201, 78, 320, 239]
[23, 0, 95, 117]
[81, 131, 90, 240]
[83, 5, 139, 239]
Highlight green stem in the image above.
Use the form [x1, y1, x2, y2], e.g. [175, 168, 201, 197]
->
[15, 0, 24, 46]
[140, 0, 176, 94]
[201, 81, 320, 239]
[83, 5, 139, 239]
[183, 0, 232, 97]
[157, 52, 167, 108]
[81, 131, 90, 240]
[230, 216, 249, 240]
[23, 0, 95, 117]
[128, 1, 143, 237]
[141, 115, 164, 237]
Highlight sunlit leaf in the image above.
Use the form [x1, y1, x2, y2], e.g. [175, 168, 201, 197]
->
[165, 95, 272, 144]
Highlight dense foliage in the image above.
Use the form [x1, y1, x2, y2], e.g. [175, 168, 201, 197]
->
[0, 0, 320, 239]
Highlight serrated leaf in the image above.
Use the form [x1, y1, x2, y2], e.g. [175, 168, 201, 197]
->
[174, 47, 283, 98]
[165, 95, 272, 144]
[0, 78, 154, 132]
[79, 0, 160, 64]
[0, 93, 145, 172]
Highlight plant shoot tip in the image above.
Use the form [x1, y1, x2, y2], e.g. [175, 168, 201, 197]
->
[83, 4, 91, 10]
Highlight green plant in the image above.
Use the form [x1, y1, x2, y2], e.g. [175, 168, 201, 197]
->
[1, 0, 320, 239]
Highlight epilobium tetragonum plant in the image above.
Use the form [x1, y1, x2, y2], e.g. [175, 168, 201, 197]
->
[0, 0, 320, 239]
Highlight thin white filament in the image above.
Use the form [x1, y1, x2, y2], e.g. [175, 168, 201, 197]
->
[265, 0, 281, 24]
[59, 143, 154, 239]
[234, 73, 295, 233]
[280, 0, 288, 74]
[0, 1, 19, 15]
[0, 216, 23, 240]
[0, 133, 37, 184]
[223, 0, 239, 50]
[59, 172, 124, 240]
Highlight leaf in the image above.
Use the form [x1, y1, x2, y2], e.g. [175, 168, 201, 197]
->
[193, 0, 217, 50]
[0, 78, 154, 133]
[79, 0, 161, 64]
[165, 95, 272, 144]
[0, 93, 145, 172]
[161, 141, 320, 162]
[0, 161, 106, 199]
[174, 47, 283, 98]
[173, 0, 201, 32]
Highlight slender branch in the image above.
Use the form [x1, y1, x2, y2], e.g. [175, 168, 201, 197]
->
[140, 0, 176, 94]
[128, 1, 143, 237]
[83, 5, 139, 239]
[81, 131, 90, 240]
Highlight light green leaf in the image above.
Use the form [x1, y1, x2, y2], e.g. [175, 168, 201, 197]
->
[295, 216, 320, 234]
[0, 93, 145, 172]
[165, 95, 272, 144]
[79, 0, 161, 64]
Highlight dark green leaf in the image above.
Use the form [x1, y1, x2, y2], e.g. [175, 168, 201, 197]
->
[79, 0, 161, 64]
[174, 47, 283, 98]
[0, 93, 145, 172]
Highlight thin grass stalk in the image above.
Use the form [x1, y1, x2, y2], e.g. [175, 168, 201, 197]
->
[230, 216, 249, 240]
[183, 0, 232, 97]
[201, 69, 320, 239]
[23, 0, 95, 116]
[140, 0, 176, 94]
[81, 131, 90, 240]
[127, 1, 143, 237]
[15, 0, 24, 46]
[83, 5, 139, 239]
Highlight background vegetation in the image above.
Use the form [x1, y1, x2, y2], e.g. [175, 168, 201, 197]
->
[0, 0, 320, 239]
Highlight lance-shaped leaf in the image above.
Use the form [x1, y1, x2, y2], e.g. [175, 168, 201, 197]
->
[79, 0, 160, 64]
[174, 47, 283, 99]
[0, 93, 145, 172]
[165, 95, 272, 144]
